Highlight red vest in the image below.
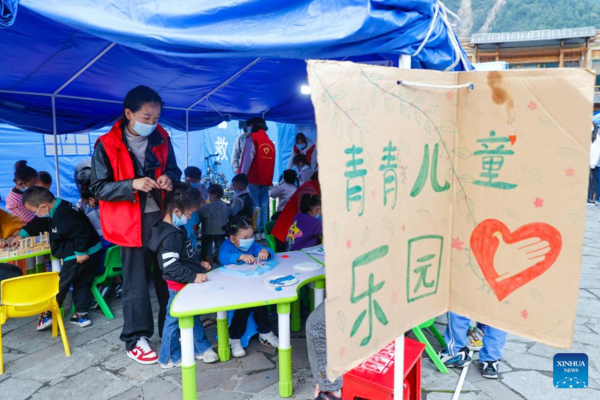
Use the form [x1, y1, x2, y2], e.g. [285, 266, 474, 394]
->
[293, 143, 316, 166]
[247, 130, 275, 186]
[96, 122, 170, 247]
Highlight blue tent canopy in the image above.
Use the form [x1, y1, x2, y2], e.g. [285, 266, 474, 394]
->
[0, 0, 470, 134]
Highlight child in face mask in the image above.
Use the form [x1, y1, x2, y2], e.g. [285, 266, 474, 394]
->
[286, 194, 322, 251]
[184, 166, 209, 200]
[6, 165, 39, 223]
[218, 217, 279, 357]
[148, 182, 219, 368]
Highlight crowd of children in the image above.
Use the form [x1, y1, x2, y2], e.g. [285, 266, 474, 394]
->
[0, 125, 508, 397]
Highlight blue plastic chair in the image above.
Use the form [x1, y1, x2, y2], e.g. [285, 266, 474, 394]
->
[216, 310, 259, 348]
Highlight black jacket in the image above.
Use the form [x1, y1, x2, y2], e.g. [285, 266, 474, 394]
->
[89, 126, 182, 209]
[24, 199, 101, 261]
[148, 221, 208, 284]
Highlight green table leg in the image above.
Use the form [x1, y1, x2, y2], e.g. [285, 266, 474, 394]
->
[179, 316, 197, 400]
[314, 279, 325, 307]
[291, 299, 301, 332]
[216, 311, 231, 361]
[277, 303, 293, 397]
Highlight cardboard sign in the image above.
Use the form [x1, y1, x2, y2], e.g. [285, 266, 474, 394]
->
[307, 60, 594, 379]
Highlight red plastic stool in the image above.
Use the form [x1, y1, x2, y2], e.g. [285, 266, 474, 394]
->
[342, 337, 426, 400]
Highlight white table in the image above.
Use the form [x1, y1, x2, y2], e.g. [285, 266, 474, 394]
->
[171, 251, 325, 399]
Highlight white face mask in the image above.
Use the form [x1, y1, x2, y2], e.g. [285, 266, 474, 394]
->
[132, 117, 157, 137]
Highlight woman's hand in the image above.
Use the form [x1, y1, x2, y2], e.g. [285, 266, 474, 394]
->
[132, 177, 158, 193]
[157, 175, 173, 191]
[194, 273, 208, 283]
[258, 249, 270, 261]
[201, 261, 212, 271]
[239, 254, 255, 264]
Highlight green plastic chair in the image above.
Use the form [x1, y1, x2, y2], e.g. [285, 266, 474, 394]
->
[264, 221, 276, 235]
[72, 246, 123, 320]
[411, 317, 448, 373]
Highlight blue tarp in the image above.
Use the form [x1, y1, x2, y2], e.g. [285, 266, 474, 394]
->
[0, 0, 470, 134]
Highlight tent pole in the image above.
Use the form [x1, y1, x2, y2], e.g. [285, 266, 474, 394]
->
[185, 110, 189, 168]
[394, 53, 411, 400]
[51, 95, 61, 197]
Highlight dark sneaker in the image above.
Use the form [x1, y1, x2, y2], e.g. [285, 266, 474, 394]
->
[115, 283, 123, 298]
[70, 312, 92, 327]
[480, 360, 499, 379]
[37, 312, 52, 331]
[438, 346, 472, 368]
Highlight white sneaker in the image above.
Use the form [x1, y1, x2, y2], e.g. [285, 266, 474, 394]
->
[159, 359, 181, 369]
[127, 337, 159, 365]
[259, 331, 279, 348]
[196, 347, 219, 363]
[230, 339, 246, 358]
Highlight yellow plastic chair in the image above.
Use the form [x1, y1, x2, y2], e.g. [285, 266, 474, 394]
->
[0, 272, 71, 374]
[252, 207, 261, 232]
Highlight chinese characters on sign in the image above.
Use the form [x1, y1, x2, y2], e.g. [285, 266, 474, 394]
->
[380, 141, 398, 209]
[410, 143, 451, 197]
[407, 235, 443, 303]
[345, 145, 367, 216]
[473, 130, 517, 190]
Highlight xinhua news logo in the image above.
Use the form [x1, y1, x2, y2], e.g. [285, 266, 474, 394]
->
[553, 353, 588, 389]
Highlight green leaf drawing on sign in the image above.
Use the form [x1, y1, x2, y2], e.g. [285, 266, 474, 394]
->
[332, 222, 339, 244]
[451, 259, 462, 273]
[466, 101, 481, 116]
[384, 97, 393, 114]
[440, 120, 457, 133]
[427, 105, 438, 114]
[531, 289, 544, 305]
[334, 90, 347, 101]
[417, 209, 430, 218]
[337, 311, 346, 333]
[358, 77, 366, 94]
[388, 255, 398, 278]
[361, 121, 376, 133]
[373, 300, 388, 326]
[425, 118, 432, 134]
[383, 218, 394, 236]
[370, 88, 378, 107]
[522, 166, 543, 184]
[351, 101, 369, 116]
[459, 174, 474, 184]
[466, 198, 476, 212]
[441, 218, 450, 226]
[506, 209, 520, 221]
[400, 104, 410, 119]
[401, 140, 410, 156]
[414, 109, 421, 125]
[539, 116, 557, 128]
[332, 112, 342, 140]
[570, 213, 585, 228]
[556, 147, 582, 158]
[361, 226, 370, 245]
[415, 96, 425, 103]
[452, 147, 472, 159]
[350, 310, 367, 338]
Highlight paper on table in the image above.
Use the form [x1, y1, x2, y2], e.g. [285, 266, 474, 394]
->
[219, 259, 279, 277]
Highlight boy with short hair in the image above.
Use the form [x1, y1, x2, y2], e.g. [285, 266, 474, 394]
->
[198, 184, 229, 264]
[184, 166, 209, 200]
[37, 171, 53, 190]
[229, 173, 254, 222]
[21, 186, 102, 330]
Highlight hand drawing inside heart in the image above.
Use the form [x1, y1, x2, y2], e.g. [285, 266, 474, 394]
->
[470, 219, 562, 301]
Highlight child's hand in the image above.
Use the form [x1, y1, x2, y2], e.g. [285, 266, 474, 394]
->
[194, 273, 208, 283]
[258, 249, 270, 261]
[201, 261, 212, 271]
[76, 254, 90, 263]
[8, 235, 22, 248]
[239, 254, 255, 264]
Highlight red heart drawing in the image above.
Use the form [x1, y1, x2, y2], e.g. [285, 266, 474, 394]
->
[470, 219, 562, 301]
[508, 135, 517, 145]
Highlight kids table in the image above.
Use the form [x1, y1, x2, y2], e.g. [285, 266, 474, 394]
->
[0, 250, 60, 273]
[171, 251, 326, 399]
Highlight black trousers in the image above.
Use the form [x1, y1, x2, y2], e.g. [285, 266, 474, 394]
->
[229, 306, 272, 339]
[589, 168, 599, 202]
[58, 252, 101, 313]
[120, 211, 169, 351]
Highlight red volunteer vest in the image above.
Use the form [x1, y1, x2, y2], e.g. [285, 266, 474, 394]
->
[293, 143, 316, 166]
[96, 122, 169, 247]
[246, 130, 276, 186]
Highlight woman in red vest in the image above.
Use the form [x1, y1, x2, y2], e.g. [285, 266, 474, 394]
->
[90, 86, 181, 365]
[240, 117, 276, 240]
[286, 132, 318, 172]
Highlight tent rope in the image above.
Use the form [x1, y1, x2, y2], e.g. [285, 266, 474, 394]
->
[413, 0, 470, 72]
[397, 80, 474, 91]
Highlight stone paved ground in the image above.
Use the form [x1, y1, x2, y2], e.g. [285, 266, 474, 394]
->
[2, 205, 600, 399]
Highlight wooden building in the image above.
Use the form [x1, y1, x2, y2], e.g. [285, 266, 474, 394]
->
[460, 27, 600, 108]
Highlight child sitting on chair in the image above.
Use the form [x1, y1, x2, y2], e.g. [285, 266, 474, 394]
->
[148, 183, 219, 368]
[219, 217, 279, 357]
[286, 194, 322, 251]
[198, 184, 229, 264]
[21, 187, 101, 329]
